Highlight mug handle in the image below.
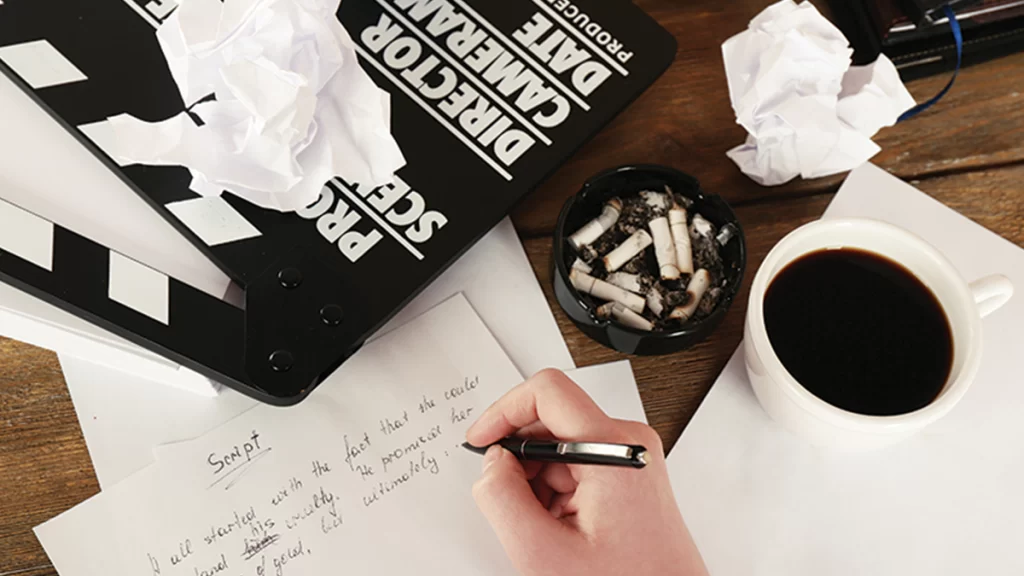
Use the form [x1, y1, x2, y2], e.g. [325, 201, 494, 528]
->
[969, 275, 1014, 318]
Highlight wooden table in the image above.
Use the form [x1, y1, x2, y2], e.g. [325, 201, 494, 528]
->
[3, 1, 1023, 574]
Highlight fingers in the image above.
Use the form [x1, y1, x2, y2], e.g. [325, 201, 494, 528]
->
[548, 491, 576, 519]
[466, 369, 613, 447]
[530, 475, 556, 509]
[538, 463, 578, 494]
[514, 421, 553, 440]
[529, 463, 578, 511]
[523, 460, 544, 481]
[472, 446, 570, 554]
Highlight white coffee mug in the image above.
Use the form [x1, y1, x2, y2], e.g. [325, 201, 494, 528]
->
[745, 218, 1013, 450]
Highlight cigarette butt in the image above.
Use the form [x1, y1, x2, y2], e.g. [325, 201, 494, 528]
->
[602, 230, 653, 272]
[569, 198, 622, 250]
[690, 213, 723, 273]
[605, 272, 644, 294]
[690, 213, 714, 240]
[649, 216, 680, 280]
[669, 269, 711, 322]
[670, 204, 694, 275]
[571, 258, 593, 274]
[570, 268, 646, 314]
[646, 286, 666, 317]
[596, 302, 654, 331]
[716, 223, 738, 247]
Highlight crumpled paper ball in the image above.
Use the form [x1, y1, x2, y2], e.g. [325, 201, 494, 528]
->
[722, 0, 916, 186]
[103, 0, 405, 212]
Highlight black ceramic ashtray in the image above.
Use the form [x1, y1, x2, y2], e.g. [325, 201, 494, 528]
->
[553, 165, 746, 355]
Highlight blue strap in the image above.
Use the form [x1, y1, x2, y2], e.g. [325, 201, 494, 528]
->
[898, 5, 963, 121]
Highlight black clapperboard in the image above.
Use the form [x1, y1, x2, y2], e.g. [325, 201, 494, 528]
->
[0, 0, 675, 405]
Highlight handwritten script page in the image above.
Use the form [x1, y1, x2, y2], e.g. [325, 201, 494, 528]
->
[36, 293, 528, 576]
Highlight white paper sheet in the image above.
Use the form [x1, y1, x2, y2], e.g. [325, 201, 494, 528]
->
[564, 360, 647, 425]
[722, 0, 915, 186]
[668, 163, 1024, 575]
[63, 355, 628, 492]
[60, 215, 575, 489]
[372, 218, 573, 378]
[36, 297, 644, 576]
[38, 293, 519, 576]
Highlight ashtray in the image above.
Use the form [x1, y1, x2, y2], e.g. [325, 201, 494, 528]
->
[552, 165, 746, 355]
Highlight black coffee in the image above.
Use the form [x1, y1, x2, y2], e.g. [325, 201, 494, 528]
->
[763, 248, 953, 416]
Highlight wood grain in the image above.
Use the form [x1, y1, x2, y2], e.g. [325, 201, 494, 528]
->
[2, 0, 1024, 573]
[512, 1, 1024, 236]
[0, 341, 97, 576]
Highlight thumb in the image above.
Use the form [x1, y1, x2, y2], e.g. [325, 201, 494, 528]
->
[472, 446, 569, 555]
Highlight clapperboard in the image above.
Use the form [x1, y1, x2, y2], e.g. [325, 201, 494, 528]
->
[0, 0, 675, 405]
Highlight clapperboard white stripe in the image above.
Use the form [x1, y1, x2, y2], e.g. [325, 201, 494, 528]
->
[331, 179, 426, 261]
[530, 0, 630, 77]
[449, 0, 591, 111]
[0, 198, 54, 271]
[0, 197, 168, 323]
[77, 120, 127, 166]
[374, 0, 553, 146]
[0, 193, 247, 389]
[108, 252, 170, 325]
[166, 197, 263, 247]
[354, 43, 514, 181]
[0, 39, 87, 89]
[119, 0, 161, 28]
[143, 0, 178, 21]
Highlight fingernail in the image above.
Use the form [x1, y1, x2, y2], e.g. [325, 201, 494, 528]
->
[482, 445, 503, 472]
[549, 503, 563, 518]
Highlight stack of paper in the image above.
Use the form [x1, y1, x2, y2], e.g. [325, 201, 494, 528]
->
[38, 294, 649, 574]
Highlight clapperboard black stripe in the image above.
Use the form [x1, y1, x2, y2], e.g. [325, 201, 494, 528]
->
[0, 199, 265, 400]
[0, 0, 676, 403]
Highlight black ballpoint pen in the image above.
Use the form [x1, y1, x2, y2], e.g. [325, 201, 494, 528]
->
[462, 438, 649, 468]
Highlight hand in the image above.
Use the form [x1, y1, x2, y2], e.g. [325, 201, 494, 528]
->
[466, 369, 708, 576]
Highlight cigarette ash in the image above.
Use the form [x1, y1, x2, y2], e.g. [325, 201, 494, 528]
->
[567, 187, 732, 332]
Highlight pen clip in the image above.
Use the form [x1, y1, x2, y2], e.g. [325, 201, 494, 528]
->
[557, 442, 634, 459]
